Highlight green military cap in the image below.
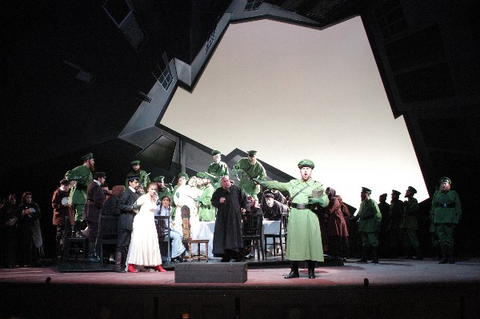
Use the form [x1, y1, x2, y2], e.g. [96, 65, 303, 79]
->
[153, 176, 165, 182]
[81, 152, 94, 161]
[361, 187, 372, 194]
[211, 149, 221, 156]
[178, 172, 189, 181]
[127, 175, 140, 182]
[439, 176, 451, 185]
[392, 189, 401, 196]
[379, 193, 388, 199]
[297, 159, 315, 169]
[247, 150, 257, 156]
[407, 186, 417, 194]
[131, 160, 141, 166]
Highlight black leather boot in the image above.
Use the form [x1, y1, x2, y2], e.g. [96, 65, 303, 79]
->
[371, 246, 379, 264]
[308, 261, 316, 279]
[284, 261, 299, 279]
[115, 248, 125, 272]
[357, 246, 368, 263]
[448, 245, 455, 264]
[88, 242, 100, 263]
[438, 246, 448, 264]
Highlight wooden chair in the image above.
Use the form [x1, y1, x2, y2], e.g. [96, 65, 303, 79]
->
[264, 213, 288, 260]
[63, 236, 88, 262]
[242, 213, 265, 260]
[96, 215, 119, 266]
[187, 238, 209, 262]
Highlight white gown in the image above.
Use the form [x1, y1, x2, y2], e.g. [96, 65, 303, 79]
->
[127, 194, 162, 266]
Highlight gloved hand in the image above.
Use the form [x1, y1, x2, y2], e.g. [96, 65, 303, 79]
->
[251, 178, 266, 187]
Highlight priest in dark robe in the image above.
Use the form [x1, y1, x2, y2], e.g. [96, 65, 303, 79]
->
[211, 176, 247, 262]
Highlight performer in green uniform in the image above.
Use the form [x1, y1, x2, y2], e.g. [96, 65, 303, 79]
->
[430, 177, 461, 264]
[65, 152, 95, 237]
[254, 159, 329, 279]
[356, 187, 382, 263]
[195, 175, 216, 222]
[232, 150, 267, 200]
[125, 160, 151, 190]
[154, 176, 173, 202]
[206, 150, 229, 189]
[400, 186, 422, 259]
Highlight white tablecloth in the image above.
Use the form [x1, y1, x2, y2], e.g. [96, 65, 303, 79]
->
[191, 221, 215, 258]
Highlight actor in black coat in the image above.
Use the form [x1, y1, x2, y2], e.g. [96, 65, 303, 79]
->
[211, 176, 247, 262]
[84, 172, 107, 262]
[115, 176, 140, 272]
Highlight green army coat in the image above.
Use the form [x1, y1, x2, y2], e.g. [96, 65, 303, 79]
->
[358, 199, 382, 233]
[400, 197, 419, 230]
[430, 190, 461, 224]
[207, 161, 229, 188]
[65, 165, 93, 205]
[233, 158, 267, 197]
[197, 184, 216, 221]
[264, 178, 328, 262]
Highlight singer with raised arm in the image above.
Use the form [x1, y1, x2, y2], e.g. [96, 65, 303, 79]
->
[126, 182, 166, 273]
[253, 159, 329, 279]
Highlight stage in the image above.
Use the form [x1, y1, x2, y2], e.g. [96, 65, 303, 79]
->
[1, 257, 479, 318]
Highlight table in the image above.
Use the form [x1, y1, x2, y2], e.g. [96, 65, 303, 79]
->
[191, 221, 215, 258]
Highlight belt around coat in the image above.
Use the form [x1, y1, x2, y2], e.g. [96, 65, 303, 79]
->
[290, 203, 309, 210]
[435, 203, 455, 208]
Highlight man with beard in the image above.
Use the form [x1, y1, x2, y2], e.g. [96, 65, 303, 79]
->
[125, 160, 150, 190]
[115, 175, 140, 272]
[232, 150, 267, 200]
[254, 159, 329, 279]
[430, 177, 461, 264]
[153, 175, 173, 202]
[401, 186, 422, 260]
[211, 176, 247, 262]
[65, 152, 95, 237]
[85, 172, 107, 262]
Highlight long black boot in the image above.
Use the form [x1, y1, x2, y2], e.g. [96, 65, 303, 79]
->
[88, 242, 100, 263]
[448, 245, 455, 264]
[438, 246, 448, 264]
[115, 248, 125, 273]
[371, 246, 379, 264]
[308, 261, 316, 279]
[357, 246, 368, 263]
[284, 261, 299, 279]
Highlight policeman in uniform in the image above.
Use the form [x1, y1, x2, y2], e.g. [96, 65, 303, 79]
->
[125, 160, 150, 190]
[401, 186, 422, 259]
[65, 152, 95, 237]
[206, 150, 230, 189]
[154, 175, 173, 202]
[356, 187, 382, 263]
[232, 150, 267, 200]
[255, 159, 329, 279]
[389, 189, 405, 258]
[430, 177, 461, 264]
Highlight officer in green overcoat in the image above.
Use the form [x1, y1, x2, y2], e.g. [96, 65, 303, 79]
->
[125, 160, 150, 190]
[254, 159, 329, 279]
[206, 150, 229, 189]
[195, 174, 216, 222]
[389, 189, 405, 258]
[65, 152, 95, 237]
[400, 186, 422, 259]
[232, 150, 267, 200]
[356, 187, 382, 263]
[430, 177, 461, 264]
[154, 175, 173, 202]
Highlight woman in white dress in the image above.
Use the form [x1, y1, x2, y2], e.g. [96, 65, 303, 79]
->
[127, 182, 167, 273]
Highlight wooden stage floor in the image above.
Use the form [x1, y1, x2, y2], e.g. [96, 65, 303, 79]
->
[1, 257, 479, 319]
